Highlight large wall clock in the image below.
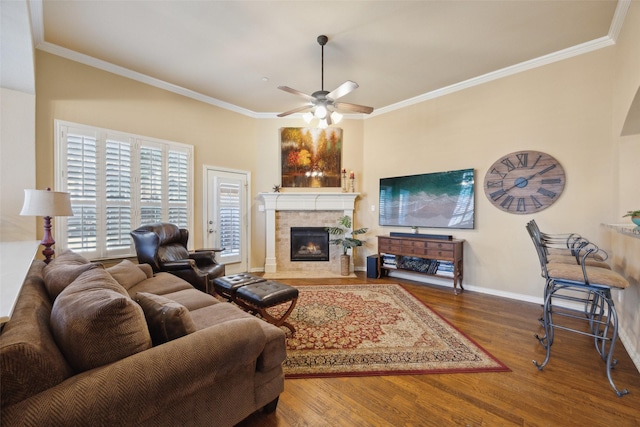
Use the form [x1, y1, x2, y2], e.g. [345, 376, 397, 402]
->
[483, 150, 565, 214]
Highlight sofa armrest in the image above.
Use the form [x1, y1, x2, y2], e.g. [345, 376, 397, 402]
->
[161, 259, 196, 271]
[188, 251, 216, 263]
[1, 318, 268, 426]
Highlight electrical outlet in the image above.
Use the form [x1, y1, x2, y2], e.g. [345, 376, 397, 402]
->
[258, 205, 265, 212]
[371, 205, 376, 212]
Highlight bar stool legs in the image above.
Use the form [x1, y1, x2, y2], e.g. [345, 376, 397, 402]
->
[533, 279, 629, 397]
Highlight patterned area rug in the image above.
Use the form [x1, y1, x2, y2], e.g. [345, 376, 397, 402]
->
[274, 284, 509, 378]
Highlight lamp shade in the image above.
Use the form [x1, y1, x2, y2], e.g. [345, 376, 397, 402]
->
[20, 189, 73, 217]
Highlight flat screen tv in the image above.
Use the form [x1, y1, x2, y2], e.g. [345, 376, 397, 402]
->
[379, 168, 475, 229]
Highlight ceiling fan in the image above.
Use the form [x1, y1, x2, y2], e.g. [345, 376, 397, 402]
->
[277, 35, 374, 125]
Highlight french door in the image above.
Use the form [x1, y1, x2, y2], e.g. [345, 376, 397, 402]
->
[204, 167, 250, 274]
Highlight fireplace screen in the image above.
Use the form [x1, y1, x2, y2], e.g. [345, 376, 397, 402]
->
[290, 227, 330, 262]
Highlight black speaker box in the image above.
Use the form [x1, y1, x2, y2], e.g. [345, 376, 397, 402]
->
[366, 255, 379, 278]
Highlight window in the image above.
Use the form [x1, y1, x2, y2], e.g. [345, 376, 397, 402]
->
[55, 120, 193, 259]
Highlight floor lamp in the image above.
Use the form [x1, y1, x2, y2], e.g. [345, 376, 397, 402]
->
[20, 188, 74, 264]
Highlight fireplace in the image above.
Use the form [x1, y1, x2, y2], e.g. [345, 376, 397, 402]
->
[259, 192, 358, 274]
[290, 227, 329, 261]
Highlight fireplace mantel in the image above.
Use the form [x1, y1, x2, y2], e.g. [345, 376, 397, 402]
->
[259, 192, 359, 274]
[259, 192, 359, 211]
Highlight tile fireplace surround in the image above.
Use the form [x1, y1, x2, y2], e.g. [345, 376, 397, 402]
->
[259, 192, 359, 276]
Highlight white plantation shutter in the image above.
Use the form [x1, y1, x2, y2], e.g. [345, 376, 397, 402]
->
[218, 180, 241, 258]
[65, 131, 98, 254]
[55, 121, 193, 259]
[168, 150, 189, 228]
[105, 138, 132, 253]
[139, 145, 164, 225]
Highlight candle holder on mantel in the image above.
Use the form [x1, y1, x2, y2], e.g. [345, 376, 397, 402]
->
[349, 171, 355, 193]
[341, 169, 348, 192]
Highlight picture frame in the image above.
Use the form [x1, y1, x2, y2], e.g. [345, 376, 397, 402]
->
[280, 127, 343, 188]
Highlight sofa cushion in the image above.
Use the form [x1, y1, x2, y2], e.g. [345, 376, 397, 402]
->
[43, 249, 101, 300]
[138, 262, 154, 279]
[106, 259, 148, 290]
[0, 261, 73, 408]
[47, 249, 91, 266]
[127, 272, 193, 298]
[50, 268, 152, 372]
[135, 292, 197, 345]
[43, 262, 101, 300]
[190, 302, 287, 373]
[160, 288, 219, 311]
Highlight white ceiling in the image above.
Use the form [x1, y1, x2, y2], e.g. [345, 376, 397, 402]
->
[30, 1, 628, 117]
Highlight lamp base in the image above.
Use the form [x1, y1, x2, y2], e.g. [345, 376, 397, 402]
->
[41, 215, 56, 264]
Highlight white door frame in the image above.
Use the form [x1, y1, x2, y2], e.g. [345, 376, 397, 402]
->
[202, 165, 251, 275]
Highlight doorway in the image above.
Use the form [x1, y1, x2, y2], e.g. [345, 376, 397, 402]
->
[204, 167, 250, 275]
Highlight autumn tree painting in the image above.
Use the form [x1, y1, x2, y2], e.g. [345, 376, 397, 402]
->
[280, 127, 343, 188]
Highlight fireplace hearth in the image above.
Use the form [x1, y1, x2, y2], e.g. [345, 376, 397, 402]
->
[290, 227, 329, 262]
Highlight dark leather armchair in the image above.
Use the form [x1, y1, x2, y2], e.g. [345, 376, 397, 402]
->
[130, 223, 225, 293]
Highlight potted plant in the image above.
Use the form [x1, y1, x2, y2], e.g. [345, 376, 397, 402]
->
[327, 215, 368, 276]
[623, 210, 640, 226]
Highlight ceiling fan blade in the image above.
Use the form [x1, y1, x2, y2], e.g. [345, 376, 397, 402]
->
[327, 80, 358, 100]
[277, 104, 314, 117]
[334, 102, 374, 114]
[278, 86, 315, 102]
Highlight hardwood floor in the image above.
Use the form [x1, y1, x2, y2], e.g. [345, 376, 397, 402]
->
[237, 273, 640, 426]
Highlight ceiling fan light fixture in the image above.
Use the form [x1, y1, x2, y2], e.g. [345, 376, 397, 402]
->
[314, 104, 328, 119]
[318, 118, 328, 129]
[302, 112, 314, 123]
[330, 111, 343, 124]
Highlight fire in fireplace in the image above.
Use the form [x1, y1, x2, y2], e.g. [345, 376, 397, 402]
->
[290, 227, 330, 262]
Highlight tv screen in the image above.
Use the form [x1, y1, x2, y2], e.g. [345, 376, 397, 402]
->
[379, 168, 475, 229]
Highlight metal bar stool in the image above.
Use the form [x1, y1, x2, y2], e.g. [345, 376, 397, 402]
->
[526, 221, 629, 397]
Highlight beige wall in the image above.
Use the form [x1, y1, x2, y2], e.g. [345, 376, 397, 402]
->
[0, 88, 36, 241]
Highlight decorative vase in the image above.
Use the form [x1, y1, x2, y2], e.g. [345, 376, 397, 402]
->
[340, 254, 350, 276]
[632, 216, 640, 227]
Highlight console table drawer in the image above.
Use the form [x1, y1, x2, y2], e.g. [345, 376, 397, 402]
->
[425, 249, 454, 259]
[426, 241, 454, 251]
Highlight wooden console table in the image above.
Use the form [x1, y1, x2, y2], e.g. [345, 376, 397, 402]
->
[377, 235, 465, 294]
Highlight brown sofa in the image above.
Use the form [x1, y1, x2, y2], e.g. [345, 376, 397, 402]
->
[0, 250, 286, 426]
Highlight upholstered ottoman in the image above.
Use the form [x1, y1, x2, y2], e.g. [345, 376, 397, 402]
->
[211, 273, 265, 300]
[235, 281, 299, 334]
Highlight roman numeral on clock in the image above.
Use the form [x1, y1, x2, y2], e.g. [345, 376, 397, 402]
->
[486, 180, 503, 188]
[538, 164, 557, 175]
[500, 195, 514, 209]
[537, 187, 557, 198]
[541, 178, 561, 185]
[516, 153, 528, 168]
[530, 195, 543, 209]
[517, 198, 526, 212]
[490, 167, 507, 179]
[490, 189, 507, 201]
[501, 158, 516, 171]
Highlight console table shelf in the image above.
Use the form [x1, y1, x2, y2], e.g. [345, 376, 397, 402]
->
[377, 235, 465, 294]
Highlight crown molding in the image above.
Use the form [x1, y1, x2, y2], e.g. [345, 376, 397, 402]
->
[29, 0, 630, 120]
[609, 0, 631, 42]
